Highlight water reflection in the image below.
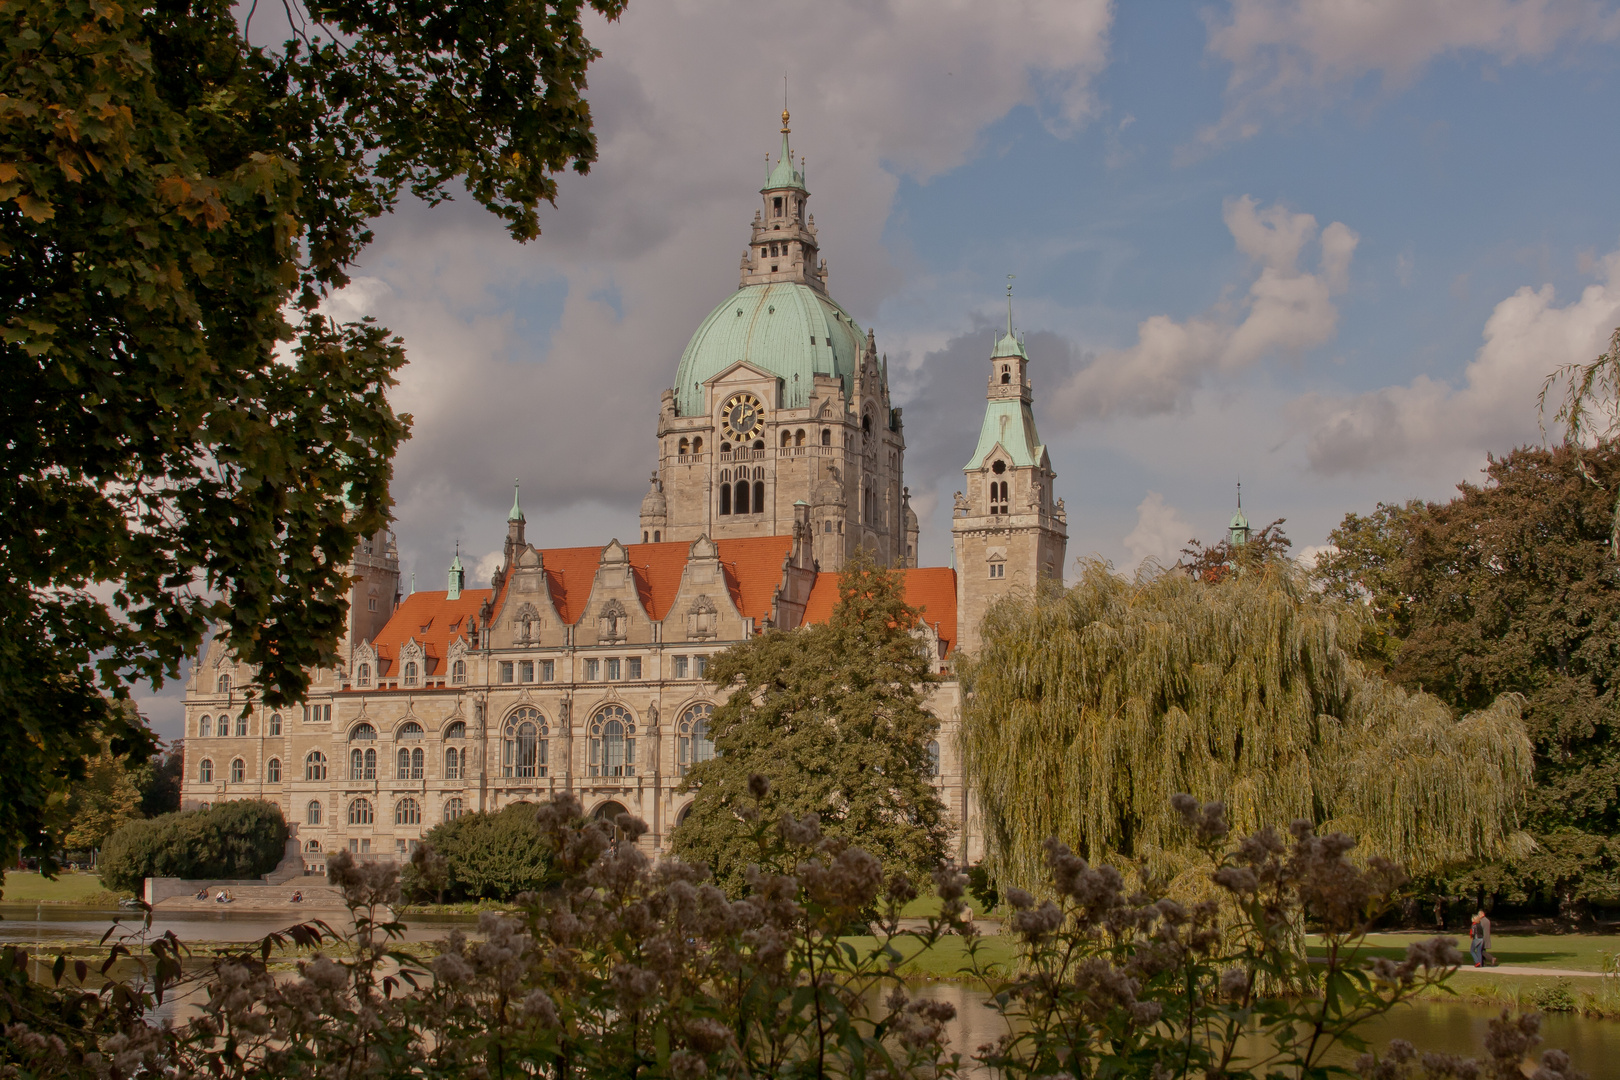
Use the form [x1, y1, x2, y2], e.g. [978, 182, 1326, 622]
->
[0, 904, 478, 946]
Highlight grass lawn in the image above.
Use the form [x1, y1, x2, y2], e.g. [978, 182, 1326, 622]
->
[839, 932, 1018, 980]
[1308, 932, 1620, 973]
[0, 871, 130, 906]
[897, 888, 994, 921]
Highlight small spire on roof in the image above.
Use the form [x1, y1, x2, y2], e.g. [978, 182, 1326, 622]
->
[1006, 274, 1015, 338]
[508, 478, 524, 523]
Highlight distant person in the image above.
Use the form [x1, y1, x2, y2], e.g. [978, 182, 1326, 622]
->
[1470, 910, 1492, 967]
[290, 890, 302, 904]
[215, 889, 232, 904]
[196, 888, 209, 900]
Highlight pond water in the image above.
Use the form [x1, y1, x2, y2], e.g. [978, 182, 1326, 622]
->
[909, 982, 1620, 1076]
[0, 904, 478, 946]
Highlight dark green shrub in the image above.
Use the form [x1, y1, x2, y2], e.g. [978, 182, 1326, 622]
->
[98, 800, 287, 891]
[419, 803, 559, 900]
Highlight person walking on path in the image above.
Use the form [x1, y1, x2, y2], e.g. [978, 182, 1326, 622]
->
[1470, 910, 1493, 967]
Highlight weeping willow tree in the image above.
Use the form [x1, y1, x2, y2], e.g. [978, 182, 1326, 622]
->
[960, 560, 1534, 896]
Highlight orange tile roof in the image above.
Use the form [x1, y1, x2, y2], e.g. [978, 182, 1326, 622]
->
[370, 588, 492, 674]
[495, 535, 798, 628]
[801, 567, 958, 656]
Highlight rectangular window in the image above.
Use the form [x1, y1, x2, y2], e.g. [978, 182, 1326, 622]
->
[674, 655, 689, 679]
[368, 597, 378, 611]
[541, 660, 555, 682]
[627, 657, 642, 680]
[348, 838, 359, 853]
[520, 660, 534, 683]
[989, 563, 1005, 579]
[360, 839, 371, 853]
[584, 658, 600, 681]
[606, 658, 621, 681]
[500, 662, 514, 683]
[694, 655, 708, 678]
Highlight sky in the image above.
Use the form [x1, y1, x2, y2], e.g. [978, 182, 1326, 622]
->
[139, 0, 1620, 735]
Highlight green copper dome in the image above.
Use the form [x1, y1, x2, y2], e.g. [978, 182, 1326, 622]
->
[674, 282, 863, 416]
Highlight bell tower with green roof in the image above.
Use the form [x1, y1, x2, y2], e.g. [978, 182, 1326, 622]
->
[951, 286, 1067, 655]
[650, 111, 911, 573]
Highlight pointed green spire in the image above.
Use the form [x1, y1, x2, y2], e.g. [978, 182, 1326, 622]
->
[508, 478, 524, 523]
[763, 108, 807, 192]
[1229, 481, 1251, 546]
[448, 541, 465, 600]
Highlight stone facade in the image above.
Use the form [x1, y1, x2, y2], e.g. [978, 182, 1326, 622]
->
[179, 116, 1066, 868]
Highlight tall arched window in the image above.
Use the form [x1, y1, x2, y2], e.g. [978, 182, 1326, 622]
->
[734, 479, 750, 514]
[199, 759, 213, 782]
[269, 713, 282, 736]
[589, 705, 636, 778]
[356, 663, 371, 688]
[451, 660, 466, 685]
[753, 476, 765, 513]
[305, 751, 327, 780]
[444, 720, 466, 740]
[443, 797, 465, 823]
[780, 430, 791, 448]
[217, 674, 231, 694]
[692, 436, 703, 454]
[677, 703, 715, 776]
[403, 661, 419, 688]
[821, 428, 831, 446]
[397, 747, 423, 779]
[351, 747, 376, 780]
[927, 741, 940, 777]
[1001, 364, 1011, 384]
[199, 715, 212, 738]
[719, 472, 732, 515]
[395, 798, 420, 825]
[503, 706, 548, 778]
[267, 758, 281, 783]
[348, 798, 373, 826]
[444, 747, 461, 780]
[229, 757, 244, 782]
[307, 800, 323, 825]
[795, 428, 806, 446]
[235, 714, 249, 736]
[678, 436, 690, 455]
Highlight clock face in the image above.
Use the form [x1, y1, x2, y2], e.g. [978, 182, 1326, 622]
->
[722, 392, 765, 440]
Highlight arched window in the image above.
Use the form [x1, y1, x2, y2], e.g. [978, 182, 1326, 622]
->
[269, 713, 282, 736]
[444, 746, 461, 780]
[307, 800, 323, 825]
[348, 798, 373, 826]
[444, 720, 466, 740]
[677, 703, 715, 776]
[199, 759, 213, 782]
[267, 758, 281, 783]
[821, 428, 831, 446]
[503, 706, 548, 778]
[443, 797, 465, 823]
[795, 429, 805, 447]
[305, 751, 327, 780]
[927, 741, 941, 777]
[678, 436, 690, 454]
[305, 838, 322, 852]
[754, 479, 765, 512]
[862, 413, 872, 436]
[734, 480, 750, 514]
[350, 723, 377, 742]
[692, 436, 703, 454]
[451, 659, 466, 685]
[235, 714, 249, 737]
[780, 430, 791, 448]
[396, 746, 423, 779]
[751, 439, 764, 451]
[229, 757, 245, 783]
[351, 747, 376, 780]
[589, 705, 636, 778]
[403, 661, 419, 688]
[356, 663, 371, 688]
[719, 483, 732, 516]
[398, 721, 424, 739]
[654, 530, 661, 542]
[395, 798, 421, 825]
[199, 715, 212, 738]
[1001, 364, 1011, 384]
[217, 674, 231, 694]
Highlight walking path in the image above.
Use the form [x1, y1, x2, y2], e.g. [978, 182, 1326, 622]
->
[1463, 964, 1607, 978]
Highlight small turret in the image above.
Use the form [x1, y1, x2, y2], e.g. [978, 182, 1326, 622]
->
[1229, 482, 1251, 547]
[447, 544, 465, 600]
[503, 479, 526, 572]
[640, 473, 667, 543]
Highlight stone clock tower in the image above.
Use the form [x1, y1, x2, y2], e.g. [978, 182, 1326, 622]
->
[642, 112, 915, 570]
[951, 302, 1068, 655]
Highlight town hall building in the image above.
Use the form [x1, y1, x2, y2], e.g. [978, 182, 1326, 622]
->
[180, 113, 1069, 866]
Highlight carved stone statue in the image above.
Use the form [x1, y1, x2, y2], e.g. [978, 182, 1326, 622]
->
[953, 491, 970, 513]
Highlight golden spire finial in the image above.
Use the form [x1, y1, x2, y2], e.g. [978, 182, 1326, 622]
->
[781, 109, 790, 134]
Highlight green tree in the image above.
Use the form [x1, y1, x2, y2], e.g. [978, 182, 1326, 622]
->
[58, 743, 143, 859]
[0, 0, 624, 872]
[99, 799, 288, 892]
[137, 743, 184, 819]
[418, 803, 559, 900]
[673, 555, 949, 895]
[961, 560, 1534, 898]
[1318, 444, 1620, 912]
[1541, 325, 1620, 558]
[1178, 517, 1292, 583]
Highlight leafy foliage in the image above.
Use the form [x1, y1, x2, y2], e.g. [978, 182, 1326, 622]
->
[961, 560, 1534, 898]
[97, 800, 288, 892]
[1317, 444, 1620, 911]
[1178, 518, 1292, 582]
[0, 791, 1587, 1080]
[0, 0, 623, 869]
[415, 803, 560, 900]
[137, 743, 184, 819]
[672, 554, 949, 895]
[57, 743, 144, 857]
[1541, 326, 1620, 558]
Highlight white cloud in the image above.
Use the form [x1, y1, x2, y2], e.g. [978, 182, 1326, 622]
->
[1049, 196, 1357, 420]
[1198, 0, 1620, 148]
[344, 0, 1115, 575]
[1123, 491, 1195, 570]
[1295, 247, 1620, 475]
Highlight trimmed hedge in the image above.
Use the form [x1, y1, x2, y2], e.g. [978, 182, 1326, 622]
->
[99, 800, 288, 892]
